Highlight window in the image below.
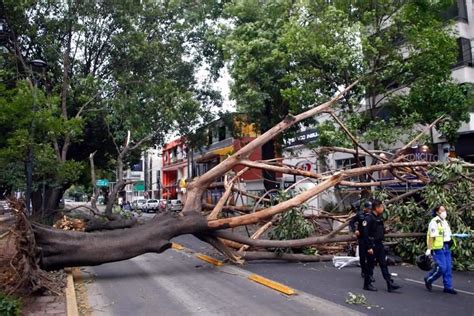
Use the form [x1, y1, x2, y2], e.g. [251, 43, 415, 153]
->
[442, 0, 468, 22]
[218, 125, 226, 141]
[131, 160, 143, 171]
[207, 129, 213, 145]
[457, 0, 468, 22]
[456, 37, 473, 67]
[335, 158, 366, 182]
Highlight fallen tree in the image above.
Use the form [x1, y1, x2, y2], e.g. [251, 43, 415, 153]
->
[2, 81, 473, 293]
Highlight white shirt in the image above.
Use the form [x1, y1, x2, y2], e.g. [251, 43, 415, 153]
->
[428, 216, 452, 242]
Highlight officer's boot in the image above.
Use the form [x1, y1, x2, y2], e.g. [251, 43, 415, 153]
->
[386, 279, 401, 293]
[363, 277, 377, 292]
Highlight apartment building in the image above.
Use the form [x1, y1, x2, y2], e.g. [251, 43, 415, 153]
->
[123, 147, 161, 202]
[434, 0, 474, 162]
[188, 114, 267, 205]
[161, 138, 188, 200]
[282, 1, 474, 210]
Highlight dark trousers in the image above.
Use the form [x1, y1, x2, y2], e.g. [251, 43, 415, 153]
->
[365, 242, 391, 285]
[358, 239, 368, 276]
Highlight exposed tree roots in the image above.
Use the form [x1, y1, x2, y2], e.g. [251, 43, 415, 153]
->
[0, 206, 61, 296]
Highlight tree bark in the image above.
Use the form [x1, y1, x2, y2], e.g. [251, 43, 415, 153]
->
[34, 212, 208, 270]
[105, 155, 125, 216]
[214, 231, 424, 249]
[89, 151, 98, 210]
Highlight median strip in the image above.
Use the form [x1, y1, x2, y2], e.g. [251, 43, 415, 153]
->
[248, 274, 296, 295]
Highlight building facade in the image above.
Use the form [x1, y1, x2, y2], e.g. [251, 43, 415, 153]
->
[188, 115, 268, 206]
[161, 138, 188, 200]
[123, 147, 162, 202]
[281, 1, 474, 211]
[434, 0, 474, 162]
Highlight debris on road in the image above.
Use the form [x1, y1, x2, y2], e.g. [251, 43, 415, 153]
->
[345, 292, 367, 305]
[53, 215, 86, 231]
[333, 256, 360, 269]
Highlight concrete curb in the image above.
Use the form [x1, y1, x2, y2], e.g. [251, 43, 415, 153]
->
[65, 268, 79, 316]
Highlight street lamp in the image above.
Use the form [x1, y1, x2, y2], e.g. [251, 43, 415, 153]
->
[31, 59, 48, 72]
[25, 58, 47, 215]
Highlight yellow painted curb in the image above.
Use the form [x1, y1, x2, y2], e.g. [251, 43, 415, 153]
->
[196, 253, 224, 266]
[172, 242, 184, 250]
[65, 269, 79, 316]
[248, 274, 296, 295]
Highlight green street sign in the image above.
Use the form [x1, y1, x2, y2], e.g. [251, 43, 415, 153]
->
[96, 179, 109, 187]
[133, 181, 145, 191]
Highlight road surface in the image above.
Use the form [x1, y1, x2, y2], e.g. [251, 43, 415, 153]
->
[84, 243, 362, 315]
[82, 215, 474, 316]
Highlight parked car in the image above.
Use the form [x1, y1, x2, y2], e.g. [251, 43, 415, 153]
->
[144, 199, 160, 213]
[158, 199, 167, 212]
[167, 199, 183, 212]
[132, 199, 147, 211]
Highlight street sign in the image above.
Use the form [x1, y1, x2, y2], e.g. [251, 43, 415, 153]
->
[96, 179, 109, 187]
[133, 181, 145, 191]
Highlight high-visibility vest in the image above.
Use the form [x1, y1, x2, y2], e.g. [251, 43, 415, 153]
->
[427, 220, 444, 250]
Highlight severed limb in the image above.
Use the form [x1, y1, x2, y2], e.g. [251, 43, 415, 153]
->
[238, 221, 273, 252]
[208, 168, 250, 220]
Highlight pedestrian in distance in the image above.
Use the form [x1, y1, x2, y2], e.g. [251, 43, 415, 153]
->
[424, 205, 457, 294]
[349, 200, 373, 280]
[362, 200, 401, 292]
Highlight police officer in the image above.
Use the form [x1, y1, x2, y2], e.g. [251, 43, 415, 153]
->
[349, 200, 372, 279]
[362, 200, 401, 292]
[424, 205, 457, 294]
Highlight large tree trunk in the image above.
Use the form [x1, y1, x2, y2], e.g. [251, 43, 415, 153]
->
[105, 156, 125, 216]
[31, 186, 65, 220]
[34, 212, 208, 270]
[45, 187, 64, 211]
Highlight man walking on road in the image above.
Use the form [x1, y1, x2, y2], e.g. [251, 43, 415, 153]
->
[349, 200, 372, 280]
[362, 200, 401, 292]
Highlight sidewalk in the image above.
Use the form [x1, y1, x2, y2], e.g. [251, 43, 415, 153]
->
[21, 295, 66, 315]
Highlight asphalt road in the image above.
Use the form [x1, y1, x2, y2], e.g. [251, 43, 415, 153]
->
[84, 245, 362, 315]
[83, 215, 473, 316]
[175, 234, 474, 316]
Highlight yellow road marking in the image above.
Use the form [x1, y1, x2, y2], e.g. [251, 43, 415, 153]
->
[172, 242, 184, 250]
[248, 274, 296, 295]
[196, 253, 224, 266]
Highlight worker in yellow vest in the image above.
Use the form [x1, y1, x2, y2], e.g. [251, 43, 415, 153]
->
[424, 205, 457, 294]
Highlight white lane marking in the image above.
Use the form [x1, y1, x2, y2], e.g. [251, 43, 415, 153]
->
[404, 278, 474, 296]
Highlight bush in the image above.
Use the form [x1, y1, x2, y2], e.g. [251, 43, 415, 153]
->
[269, 190, 314, 253]
[385, 162, 474, 271]
[0, 293, 21, 316]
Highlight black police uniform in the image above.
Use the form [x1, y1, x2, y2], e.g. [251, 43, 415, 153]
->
[349, 210, 368, 277]
[362, 211, 400, 292]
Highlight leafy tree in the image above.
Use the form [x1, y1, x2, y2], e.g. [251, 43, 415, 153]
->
[0, 0, 221, 216]
[220, 0, 471, 164]
[384, 162, 473, 271]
